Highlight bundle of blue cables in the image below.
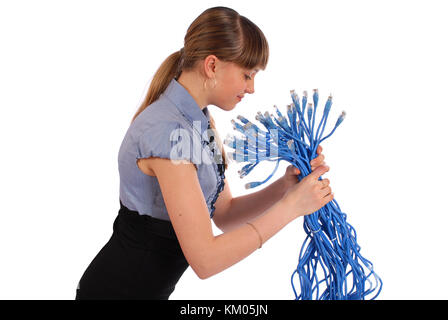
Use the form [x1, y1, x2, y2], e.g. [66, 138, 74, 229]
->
[224, 89, 382, 300]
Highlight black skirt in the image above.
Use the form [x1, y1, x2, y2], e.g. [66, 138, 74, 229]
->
[75, 200, 189, 300]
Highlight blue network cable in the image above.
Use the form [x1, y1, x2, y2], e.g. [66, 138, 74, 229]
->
[224, 89, 382, 300]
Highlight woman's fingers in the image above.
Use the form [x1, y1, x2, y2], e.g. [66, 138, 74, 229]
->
[311, 156, 326, 171]
[311, 154, 325, 166]
[287, 164, 300, 175]
[320, 186, 332, 197]
[320, 178, 330, 188]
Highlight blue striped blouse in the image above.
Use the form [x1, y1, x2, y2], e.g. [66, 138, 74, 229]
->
[118, 78, 226, 221]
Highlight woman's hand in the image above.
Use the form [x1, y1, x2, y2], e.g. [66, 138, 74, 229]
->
[281, 145, 326, 193]
[282, 164, 333, 218]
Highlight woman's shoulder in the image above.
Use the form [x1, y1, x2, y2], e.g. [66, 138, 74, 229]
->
[134, 116, 198, 164]
[130, 98, 194, 138]
[138, 98, 185, 126]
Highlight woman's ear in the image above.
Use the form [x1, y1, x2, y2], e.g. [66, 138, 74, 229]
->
[203, 55, 218, 78]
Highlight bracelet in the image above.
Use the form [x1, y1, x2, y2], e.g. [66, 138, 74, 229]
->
[246, 222, 263, 249]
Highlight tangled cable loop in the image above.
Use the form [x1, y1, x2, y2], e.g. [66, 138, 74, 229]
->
[224, 89, 382, 300]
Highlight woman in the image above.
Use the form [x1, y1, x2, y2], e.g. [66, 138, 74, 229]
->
[75, 6, 332, 300]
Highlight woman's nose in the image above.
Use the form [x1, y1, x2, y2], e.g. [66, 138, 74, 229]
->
[246, 81, 255, 94]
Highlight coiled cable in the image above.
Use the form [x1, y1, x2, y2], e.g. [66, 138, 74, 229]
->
[224, 89, 382, 300]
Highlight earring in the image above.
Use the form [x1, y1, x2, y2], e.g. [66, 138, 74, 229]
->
[204, 78, 217, 90]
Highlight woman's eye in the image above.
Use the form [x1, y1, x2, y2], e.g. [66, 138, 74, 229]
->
[245, 74, 252, 80]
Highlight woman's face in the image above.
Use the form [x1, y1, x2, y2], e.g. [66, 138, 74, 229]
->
[211, 61, 259, 111]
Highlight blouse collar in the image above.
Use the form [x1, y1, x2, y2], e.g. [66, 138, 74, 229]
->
[164, 78, 210, 131]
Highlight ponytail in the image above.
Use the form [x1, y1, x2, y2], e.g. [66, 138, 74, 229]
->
[131, 50, 183, 123]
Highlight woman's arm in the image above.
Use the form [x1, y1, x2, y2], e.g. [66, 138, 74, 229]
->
[147, 157, 298, 280]
[213, 146, 325, 232]
[213, 176, 288, 232]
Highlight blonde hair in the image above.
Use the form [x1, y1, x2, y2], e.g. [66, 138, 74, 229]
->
[131, 6, 269, 170]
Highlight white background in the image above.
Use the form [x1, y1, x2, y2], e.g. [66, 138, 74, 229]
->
[1, 0, 447, 300]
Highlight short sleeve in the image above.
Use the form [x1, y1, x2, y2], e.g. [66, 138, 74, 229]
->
[136, 121, 197, 165]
